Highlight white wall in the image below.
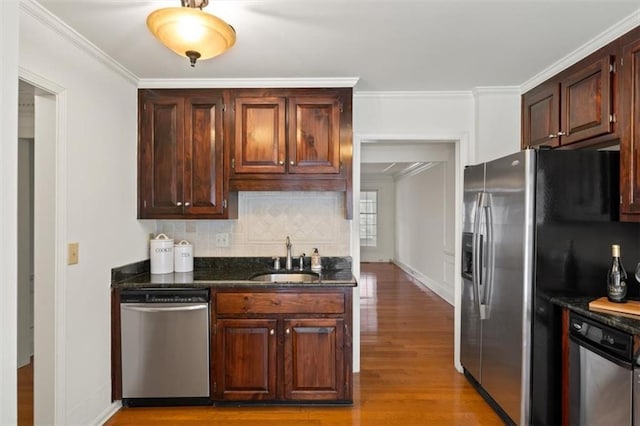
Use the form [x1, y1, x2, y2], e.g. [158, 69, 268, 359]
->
[360, 175, 395, 262]
[19, 3, 154, 424]
[0, 1, 20, 424]
[394, 160, 455, 304]
[355, 92, 474, 139]
[473, 87, 521, 164]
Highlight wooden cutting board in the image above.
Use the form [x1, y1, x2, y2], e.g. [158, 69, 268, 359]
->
[589, 297, 640, 318]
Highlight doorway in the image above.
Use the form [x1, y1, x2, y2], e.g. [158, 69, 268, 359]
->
[17, 76, 60, 425]
[359, 141, 456, 303]
[17, 81, 35, 425]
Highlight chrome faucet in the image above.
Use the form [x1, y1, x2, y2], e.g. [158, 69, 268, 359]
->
[299, 253, 305, 271]
[285, 236, 293, 270]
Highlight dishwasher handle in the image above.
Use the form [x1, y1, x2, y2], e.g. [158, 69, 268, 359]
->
[121, 303, 208, 313]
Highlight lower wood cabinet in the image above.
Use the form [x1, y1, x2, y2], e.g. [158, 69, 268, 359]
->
[215, 318, 277, 401]
[212, 287, 353, 403]
[283, 318, 345, 401]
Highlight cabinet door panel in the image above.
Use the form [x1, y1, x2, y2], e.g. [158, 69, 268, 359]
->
[215, 319, 277, 400]
[138, 96, 185, 217]
[234, 97, 286, 174]
[284, 318, 344, 400]
[289, 97, 341, 174]
[621, 40, 640, 217]
[560, 55, 613, 145]
[522, 83, 560, 148]
[184, 96, 224, 216]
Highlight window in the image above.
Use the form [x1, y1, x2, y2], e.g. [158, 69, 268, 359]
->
[360, 191, 377, 247]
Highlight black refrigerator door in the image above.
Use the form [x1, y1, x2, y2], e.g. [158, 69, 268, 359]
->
[531, 149, 639, 426]
[536, 150, 619, 223]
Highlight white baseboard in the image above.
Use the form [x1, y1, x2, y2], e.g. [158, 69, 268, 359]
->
[16, 354, 31, 369]
[393, 260, 454, 305]
[90, 401, 121, 426]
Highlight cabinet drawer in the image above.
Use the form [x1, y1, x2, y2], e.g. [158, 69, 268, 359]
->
[216, 292, 345, 314]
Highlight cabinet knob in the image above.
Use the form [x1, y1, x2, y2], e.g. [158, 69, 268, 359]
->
[279, 160, 284, 165]
[557, 131, 567, 136]
[176, 201, 183, 206]
[270, 329, 275, 335]
[547, 134, 556, 139]
[285, 328, 291, 334]
[184, 202, 191, 207]
[290, 161, 295, 166]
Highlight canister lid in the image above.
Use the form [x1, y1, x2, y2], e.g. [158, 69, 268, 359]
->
[153, 233, 173, 241]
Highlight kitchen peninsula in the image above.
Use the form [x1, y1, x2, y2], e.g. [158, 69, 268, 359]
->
[110, 256, 356, 406]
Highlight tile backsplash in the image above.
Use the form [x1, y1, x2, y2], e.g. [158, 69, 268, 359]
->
[155, 191, 351, 257]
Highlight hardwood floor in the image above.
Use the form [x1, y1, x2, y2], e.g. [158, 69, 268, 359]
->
[104, 262, 501, 425]
[17, 358, 33, 425]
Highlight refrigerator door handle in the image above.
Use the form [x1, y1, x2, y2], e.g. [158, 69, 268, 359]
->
[473, 192, 484, 316]
[480, 192, 493, 320]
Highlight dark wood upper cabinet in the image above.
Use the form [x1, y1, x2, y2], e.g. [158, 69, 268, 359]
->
[522, 54, 614, 149]
[233, 96, 287, 174]
[138, 94, 185, 217]
[288, 96, 342, 174]
[138, 89, 236, 219]
[230, 90, 345, 176]
[183, 96, 226, 216]
[138, 87, 353, 220]
[560, 55, 614, 145]
[227, 88, 353, 219]
[620, 37, 640, 219]
[522, 82, 560, 149]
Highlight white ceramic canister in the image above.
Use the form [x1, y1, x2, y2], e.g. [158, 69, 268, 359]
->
[150, 233, 174, 274]
[174, 240, 194, 272]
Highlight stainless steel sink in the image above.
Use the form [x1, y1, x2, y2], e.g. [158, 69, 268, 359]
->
[249, 271, 320, 283]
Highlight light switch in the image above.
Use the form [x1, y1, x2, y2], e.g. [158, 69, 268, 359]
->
[68, 242, 79, 265]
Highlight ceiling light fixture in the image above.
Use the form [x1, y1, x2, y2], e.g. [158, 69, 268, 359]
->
[147, 0, 236, 67]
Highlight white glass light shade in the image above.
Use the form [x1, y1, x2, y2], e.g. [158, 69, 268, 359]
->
[147, 7, 236, 62]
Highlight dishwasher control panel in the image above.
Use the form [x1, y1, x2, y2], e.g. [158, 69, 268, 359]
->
[569, 312, 633, 363]
[120, 288, 209, 304]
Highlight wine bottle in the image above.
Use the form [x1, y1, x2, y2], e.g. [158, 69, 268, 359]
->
[607, 244, 628, 303]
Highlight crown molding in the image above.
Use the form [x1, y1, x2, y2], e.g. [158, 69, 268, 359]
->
[138, 77, 360, 89]
[354, 90, 473, 99]
[20, 0, 139, 85]
[472, 86, 520, 96]
[521, 9, 640, 92]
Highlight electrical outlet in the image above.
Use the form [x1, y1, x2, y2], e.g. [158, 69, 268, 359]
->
[215, 233, 230, 247]
[68, 242, 79, 265]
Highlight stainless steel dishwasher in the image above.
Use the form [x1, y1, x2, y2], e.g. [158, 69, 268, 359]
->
[568, 311, 634, 425]
[120, 288, 211, 407]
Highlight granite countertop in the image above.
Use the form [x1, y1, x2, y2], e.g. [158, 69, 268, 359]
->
[552, 296, 640, 335]
[111, 256, 357, 289]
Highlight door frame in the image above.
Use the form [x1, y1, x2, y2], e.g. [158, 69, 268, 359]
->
[352, 133, 468, 372]
[19, 67, 68, 425]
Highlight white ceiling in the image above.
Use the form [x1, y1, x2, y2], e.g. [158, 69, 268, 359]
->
[34, 0, 640, 91]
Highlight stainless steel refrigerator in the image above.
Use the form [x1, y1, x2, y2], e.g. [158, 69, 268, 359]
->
[460, 148, 638, 425]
